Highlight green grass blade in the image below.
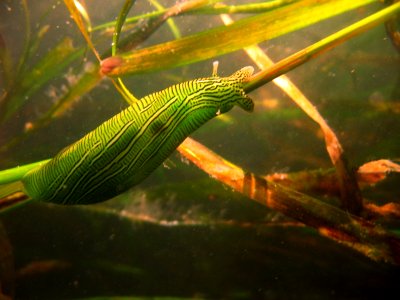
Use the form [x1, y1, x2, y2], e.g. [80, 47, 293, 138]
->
[102, 0, 215, 57]
[92, 0, 295, 32]
[25, 25, 51, 68]
[0, 159, 50, 185]
[39, 66, 102, 119]
[0, 67, 102, 154]
[148, 0, 181, 39]
[15, 0, 32, 78]
[112, 0, 136, 56]
[194, 0, 298, 14]
[0, 0, 31, 106]
[110, 0, 139, 104]
[0, 38, 83, 123]
[106, 0, 375, 76]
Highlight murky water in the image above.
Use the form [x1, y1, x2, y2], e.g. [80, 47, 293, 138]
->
[1, 1, 399, 299]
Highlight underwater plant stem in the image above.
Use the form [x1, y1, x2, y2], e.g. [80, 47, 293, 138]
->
[244, 0, 400, 92]
[16, 0, 31, 77]
[177, 137, 400, 265]
[112, 0, 136, 56]
[107, 0, 374, 76]
[241, 2, 400, 214]
[148, 0, 182, 39]
[0, 160, 50, 185]
[115, 0, 214, 54]
[0, 198, 32, 214]
[385, 0, 400, 52]
[221, 15, 362, 214]
[109, 0, 140, 104]
[194, 0, 298, 14]
[63, 0, 101, 62]
[242, 1, 400, 213]
[92, 0, 222, 31]
[92, 0, 297, 32]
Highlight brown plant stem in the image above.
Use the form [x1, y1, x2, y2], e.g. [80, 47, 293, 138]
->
[177, 137, 400, 264]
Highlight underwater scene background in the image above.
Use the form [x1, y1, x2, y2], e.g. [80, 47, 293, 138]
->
[0, 0, 400, 299]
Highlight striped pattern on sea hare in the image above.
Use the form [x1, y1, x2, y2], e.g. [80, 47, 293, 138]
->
[21, 66, 254, 204]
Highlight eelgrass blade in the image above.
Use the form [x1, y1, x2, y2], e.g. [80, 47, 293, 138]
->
[104, 0, 215, 57]
[0, 38, 82, 123]
[220, 14, 362, 213]
[0, 0, 30, 114]
[110, 0, 138, 103]
[194, 0, 298, 14]
[0, 66, 103, 153]
[177, 137, 400, 265]
[245, 0, 400, 92]
[148, 0, 181, 39]
[106, 0, 375, 76]
[92, 0, 296, 32]
[15, 0, 31, 78]
[112, 0, 136, 56]
[0, 160, 50, 185]
[63, 0, 101, 61]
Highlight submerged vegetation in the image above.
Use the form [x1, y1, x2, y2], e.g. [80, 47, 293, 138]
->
[1, 0, 400, 298]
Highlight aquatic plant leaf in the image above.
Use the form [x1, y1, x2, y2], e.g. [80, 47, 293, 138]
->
[25, 25, 51, 70]
[92, 0, 296, 32]
[220, 14, 362, 214]
[148, 0, 181, 39]
[245, 0, 400, 92]
[104, 0, 215, 57]
[50, 67, 103, 118]
[365, 202, 400, 219]
[177, 137, 400, 264]
[193, 0, 298, 14]
[0, 160, 50, 185]
[358, 159, 400, 185]
[112, 0, 136, 56]
[103, 0, 214, 104]
[107, 0, 375, 76]
[21, 38, 78, 92]
[14, 0, 31, 81]
[0, 63, 102, 153]
[0, 0, 31, 106]
[109, 0, 139, 104]
[63, 0, 100, 61]
[0, 38, 82, 123]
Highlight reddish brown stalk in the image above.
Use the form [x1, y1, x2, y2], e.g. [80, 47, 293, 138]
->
[177, 137, 400, 264]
